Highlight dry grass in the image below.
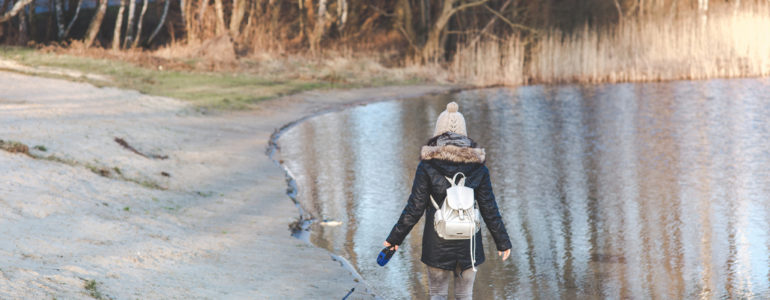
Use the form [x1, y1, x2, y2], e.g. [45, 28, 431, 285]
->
[0, 140, 30, 155]
[2, 41, 439, 109]
[452, 4, 770, 85]
[451, 37, 526, 86]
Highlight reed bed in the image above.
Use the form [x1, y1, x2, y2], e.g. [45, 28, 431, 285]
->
[453, 4, 770, 85]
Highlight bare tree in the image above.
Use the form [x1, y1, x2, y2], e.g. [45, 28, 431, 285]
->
[230, 0, 247, 38]
[112, 0, 127, 50]
[337, 0, 348, 32]
[84, 0, 108, 47]
[180, 0, 186, 29]
[54, 0, 65, 39]
[396, 0, 415, 50]
[124, 0, 137, 47]
[0, 0, 35, 23]
[613, 0, 623, 23]
[132, 0, 148, 48]
[213, 0, 226, 35]
[148, 0, 171, 44]
[469, 0, 513, 46]
[422, 0, 489, 60]
[197, 0, 210, 39]
[18, 5, 29, 44]
[309, 0, 329, 51]
[63, 0, 84, 38]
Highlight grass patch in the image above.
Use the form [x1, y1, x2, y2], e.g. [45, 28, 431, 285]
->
[0, 46, 430, 110]
[0, 139, 30, 155]
[83, 279, 110, 300]
[1, 140, 166, 190]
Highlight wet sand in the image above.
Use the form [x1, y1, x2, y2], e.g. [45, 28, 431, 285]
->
[0, 69, 455, 299]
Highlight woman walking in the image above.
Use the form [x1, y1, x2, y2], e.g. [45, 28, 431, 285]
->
[383, 102, 512, 300]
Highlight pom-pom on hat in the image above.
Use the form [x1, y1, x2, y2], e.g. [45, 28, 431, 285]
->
[434, 102, 467, 137]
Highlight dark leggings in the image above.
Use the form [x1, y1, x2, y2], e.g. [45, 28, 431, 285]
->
[427, 265, 476, 300]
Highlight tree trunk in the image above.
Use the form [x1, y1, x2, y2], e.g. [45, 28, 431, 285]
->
[297, 0, 305, 40]
[182, 0, 194, 40]
[269, 0, 281, 35]
[337, 0, 347, 32]
[84, 0, 108, 47]
[18, 5, 28, 44]
[132, 0, 148, 47]
[179, 0, 186, 28]
[468, 0, 512, 46]
[63, 0, 83, 38]
[698, 0, 708, 26]
[0, 0, 35, 23]
[213, 0, 226, 35]
[229, 0, 246, 38]
[421, 0, 488, 61]
[309, 0, 327, 51]
[420, 0, 430, 38]
[148, 0, 170, 44]
[124, 0, 137, 47]
[112, 0, 126, 50]
[613, 0, 623, 23]
[198, 0, 209, 38]
[54, 0, 65, 39]
[396, 0, 414, 46]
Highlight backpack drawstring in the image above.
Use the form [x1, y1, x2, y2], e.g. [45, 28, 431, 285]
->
[470, 210, 477, 272]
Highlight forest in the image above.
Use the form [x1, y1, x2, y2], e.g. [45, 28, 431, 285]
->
[1, 0, 768, 86]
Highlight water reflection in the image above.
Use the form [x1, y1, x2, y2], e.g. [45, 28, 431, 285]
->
[277, 79, 770, 299]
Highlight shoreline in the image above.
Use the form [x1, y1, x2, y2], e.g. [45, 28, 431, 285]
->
[0, 68, 457, 298]
[265, 85, 465, 297]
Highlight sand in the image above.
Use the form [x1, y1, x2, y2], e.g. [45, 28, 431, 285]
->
[0, 70, 455, 299]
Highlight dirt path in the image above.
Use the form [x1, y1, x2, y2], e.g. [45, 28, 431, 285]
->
[0, 70, 455, 299]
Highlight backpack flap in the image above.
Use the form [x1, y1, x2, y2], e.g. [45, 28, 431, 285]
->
[446, 185, 474, 210]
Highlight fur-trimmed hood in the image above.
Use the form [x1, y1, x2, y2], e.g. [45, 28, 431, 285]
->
[420, 132, 485, 163]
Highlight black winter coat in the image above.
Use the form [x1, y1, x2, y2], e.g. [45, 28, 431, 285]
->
[386, 132, 512, 271]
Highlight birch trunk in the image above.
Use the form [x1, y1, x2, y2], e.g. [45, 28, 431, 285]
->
[18, 5, 28, 44]
[54, 0, 65, 39]
[0, 0, 35, 23]
[63, 0, 83, 37]
[112, 0, 126, 50]
[124, 0, 137, 47]
[230, 0, 246, 38]
[213, 0, 226, 35]
[84, 0, 108, 47]
[309, 0, 328, 51]
[132, 0, 148, 47]
[148, 0, 171, 44]
[337, 0, 347, 32]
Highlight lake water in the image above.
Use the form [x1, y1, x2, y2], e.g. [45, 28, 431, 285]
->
[277, 79, 770, 299]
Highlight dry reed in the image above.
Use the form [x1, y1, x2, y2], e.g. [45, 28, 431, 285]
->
[452, 3, 770, 85]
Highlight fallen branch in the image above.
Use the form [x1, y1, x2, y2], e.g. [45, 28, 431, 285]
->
[114, 137, 168, 160]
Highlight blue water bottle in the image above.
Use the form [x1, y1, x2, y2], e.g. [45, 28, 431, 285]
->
[377, 246, 397, 266]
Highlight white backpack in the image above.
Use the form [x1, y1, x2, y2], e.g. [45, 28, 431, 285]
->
[430, 172, 482, 271]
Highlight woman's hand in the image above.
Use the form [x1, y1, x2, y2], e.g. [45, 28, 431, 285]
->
[383, 241, 399, 251]
[498, 249, 510, 261]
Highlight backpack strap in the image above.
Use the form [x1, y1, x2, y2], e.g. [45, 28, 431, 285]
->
[429, 195, 440, 210]
[446, 172, 466, 187]
[454, 172, 466, 186]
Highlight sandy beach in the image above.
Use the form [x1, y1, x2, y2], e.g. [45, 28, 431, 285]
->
[0, 69, 454, 299]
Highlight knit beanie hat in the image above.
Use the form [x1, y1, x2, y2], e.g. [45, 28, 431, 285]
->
[434, 102, 467, 137]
